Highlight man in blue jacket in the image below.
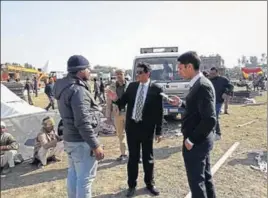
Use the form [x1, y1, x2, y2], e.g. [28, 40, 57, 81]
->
[53, 55, 104, 198]
[44, 77, 55, 111]
[209, 67, 234, 140]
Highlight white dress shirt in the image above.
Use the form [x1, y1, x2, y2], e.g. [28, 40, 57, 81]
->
[132, 79, 150, 120]
[189, 72, 203, 88]
[181, 72, 203, 147]
[179, 72, 203, 107]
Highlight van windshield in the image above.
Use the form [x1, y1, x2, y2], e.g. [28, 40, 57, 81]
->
[133, 57, 183, 82]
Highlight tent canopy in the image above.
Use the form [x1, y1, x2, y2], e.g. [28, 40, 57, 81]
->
[1, 83, 61, 160]
[1, 83, 45, 119]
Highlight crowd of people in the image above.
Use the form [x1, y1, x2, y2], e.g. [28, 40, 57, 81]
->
[24, 76, 55, 111]
[1, 52, 234, 198]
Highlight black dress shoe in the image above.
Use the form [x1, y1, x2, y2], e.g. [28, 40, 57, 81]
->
[146, 186, 160, 196]
[126, 187, 136, 197]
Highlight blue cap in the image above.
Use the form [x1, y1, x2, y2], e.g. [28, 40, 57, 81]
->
[67, 55, 90, 72]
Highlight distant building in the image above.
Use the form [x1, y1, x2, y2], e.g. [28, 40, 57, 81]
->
[92, 65, 117, 73]
[90, 73, 98, 80]
[200, 54, 226, 75]
[99, 72, 111, 81]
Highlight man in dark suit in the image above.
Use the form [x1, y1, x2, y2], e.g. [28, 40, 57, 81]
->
[169, 51, 217, 198]
[107, 62, 163, 197]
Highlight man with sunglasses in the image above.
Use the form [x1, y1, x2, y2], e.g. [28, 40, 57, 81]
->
[107, 62, 163, 197]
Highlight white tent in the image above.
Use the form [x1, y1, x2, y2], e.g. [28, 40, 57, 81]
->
[1, 83, 61, 160]
[1, 83, 45, 119]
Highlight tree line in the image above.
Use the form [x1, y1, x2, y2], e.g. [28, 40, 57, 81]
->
[227, 53, 267, 79]
[237, 53, 267, 66]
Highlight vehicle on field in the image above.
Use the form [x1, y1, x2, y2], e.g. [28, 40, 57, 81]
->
[132, 47, 190, 118]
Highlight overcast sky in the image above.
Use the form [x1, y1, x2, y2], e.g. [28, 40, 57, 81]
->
[1, 1, 267, 71]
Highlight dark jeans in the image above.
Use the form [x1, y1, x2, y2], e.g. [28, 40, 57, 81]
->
[126, 120, 155, 188]
[45, 96, 55, 111]
[215, 103, 223, 135]
[27, 91, 33, 105]
[34, 87, 38, 97]
[183, 134, 216, 198]
[100, 91, 106, 103]
[94, 92, 103, 103]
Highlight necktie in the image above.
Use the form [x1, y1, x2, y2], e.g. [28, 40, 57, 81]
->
[135, 84, 145, 121]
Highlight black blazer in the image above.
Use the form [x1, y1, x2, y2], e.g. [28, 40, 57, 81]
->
[181, 76, 216, 144]
[115, 81, 163, 135]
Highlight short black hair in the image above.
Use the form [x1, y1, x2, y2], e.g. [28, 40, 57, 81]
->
[93, 78, 97, 81]
[137, 62, 151, 73]
[177, 51, 201, 71]
[210, 67, 218, 72]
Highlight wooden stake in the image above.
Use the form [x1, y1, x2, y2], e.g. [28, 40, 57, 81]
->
[242, 102, 267, 107]
[184, 142, 240, 198]
[236, 120, 257, 128]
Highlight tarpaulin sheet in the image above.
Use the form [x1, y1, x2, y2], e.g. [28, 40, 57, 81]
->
[1, 111, 61, 160]
[241, 67, 263, 74]
[1, 83, 45, 119]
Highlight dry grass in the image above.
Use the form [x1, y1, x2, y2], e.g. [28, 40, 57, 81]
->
[1, 92, 267, 198]
[31, 94, 57, 109]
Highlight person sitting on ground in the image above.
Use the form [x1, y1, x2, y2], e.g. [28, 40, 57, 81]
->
[1, 121, 23, 176]
[32, 116, 64, 168]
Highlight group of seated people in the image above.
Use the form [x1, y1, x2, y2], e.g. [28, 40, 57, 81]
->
[0, 116, 64, 176]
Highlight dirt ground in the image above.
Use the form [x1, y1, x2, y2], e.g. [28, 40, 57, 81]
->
[1, 91, 267, 198]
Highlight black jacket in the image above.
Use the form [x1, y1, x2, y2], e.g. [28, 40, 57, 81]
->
[210, 76, 234, 104]
[115, 81, 163, 136]
[24, 82, 33, 92]
[181, 76, 216, 144]
[45, 83, 54, 97]
[53, 74, 101, 149]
